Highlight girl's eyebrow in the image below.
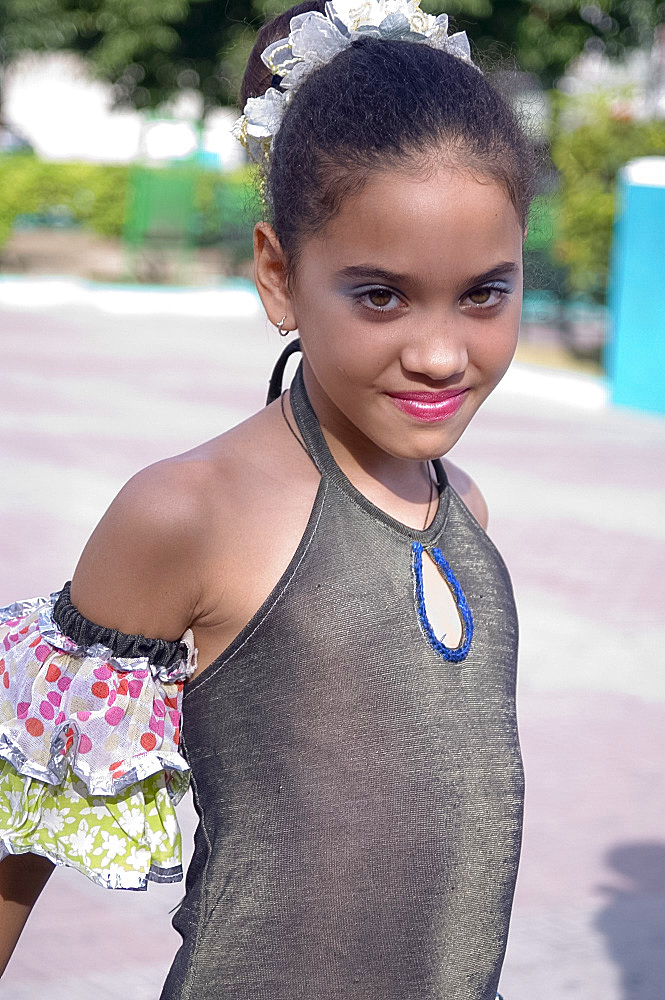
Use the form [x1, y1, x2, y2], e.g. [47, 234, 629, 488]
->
[336, 261, 520, 286]
[468, 261, 520, 284]
[336, 265, 407, 285]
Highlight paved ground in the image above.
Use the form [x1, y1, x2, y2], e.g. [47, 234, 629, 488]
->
[1, 277, 664, 999]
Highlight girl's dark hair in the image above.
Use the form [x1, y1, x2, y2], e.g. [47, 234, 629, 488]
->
[241, 1, 535, 269]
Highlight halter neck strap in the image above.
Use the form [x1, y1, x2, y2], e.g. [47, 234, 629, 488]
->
[287, 362, 449, 541]
[266, 338, 302, 405]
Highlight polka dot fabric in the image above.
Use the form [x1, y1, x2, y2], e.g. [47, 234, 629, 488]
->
[0, 592, 196, 890]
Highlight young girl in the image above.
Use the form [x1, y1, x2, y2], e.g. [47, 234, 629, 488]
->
[0, 2, 534, 996]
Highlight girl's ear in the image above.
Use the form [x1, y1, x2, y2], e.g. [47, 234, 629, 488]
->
[253, 222, 297, 331]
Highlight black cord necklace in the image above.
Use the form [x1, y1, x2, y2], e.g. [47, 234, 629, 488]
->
[422, 461, 435, 529]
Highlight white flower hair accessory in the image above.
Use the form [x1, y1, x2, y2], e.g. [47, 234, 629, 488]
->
[232, 0, 475, 167]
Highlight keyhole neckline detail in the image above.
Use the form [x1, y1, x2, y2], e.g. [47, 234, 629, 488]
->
[288, 363, 450, 542]
[411, 542, 474, 662]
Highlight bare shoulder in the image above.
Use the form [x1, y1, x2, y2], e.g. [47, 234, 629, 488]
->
[441, 458, 489, 531]
[69, 402, 298, 644]
[70, 432, 253, 641]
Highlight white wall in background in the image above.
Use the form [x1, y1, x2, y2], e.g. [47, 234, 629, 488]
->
[561, 31, 665, 119]
[3, 51, 245, 168]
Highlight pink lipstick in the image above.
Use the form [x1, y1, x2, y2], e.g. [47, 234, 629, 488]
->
[387, 388, 468, 422]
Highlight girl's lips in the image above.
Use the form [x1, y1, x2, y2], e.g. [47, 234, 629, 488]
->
[387, 389, 468, 422]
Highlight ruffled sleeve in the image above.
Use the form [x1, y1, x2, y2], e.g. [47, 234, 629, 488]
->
[0, 582, 197, 890]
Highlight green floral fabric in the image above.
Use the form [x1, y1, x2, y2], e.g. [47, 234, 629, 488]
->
[0, 759, 185, 889]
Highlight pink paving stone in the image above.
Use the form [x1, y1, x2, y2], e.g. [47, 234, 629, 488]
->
[132, 669, 149, 679]
[16, 701, 29, 719]
[47, 690, 62, 706]
[94, 664, 112, 680]
[128, 679, 143, 698]
[169, 709, 179, 728]
[76, 710, 91, 722]
[78, 733, 92, 753]
[153, 699, 166, 718]
[55, 711, 65, 724]
[57, 675, 71, 691]
[34, 644, 50, 662]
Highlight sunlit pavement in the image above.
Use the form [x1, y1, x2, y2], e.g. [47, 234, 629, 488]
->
[1, 277, 664, 1000]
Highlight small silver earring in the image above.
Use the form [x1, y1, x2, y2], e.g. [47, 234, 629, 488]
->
[277, 315, 290, 337]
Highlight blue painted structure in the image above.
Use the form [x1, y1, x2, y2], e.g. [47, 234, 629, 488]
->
[607, 157, 665, 415]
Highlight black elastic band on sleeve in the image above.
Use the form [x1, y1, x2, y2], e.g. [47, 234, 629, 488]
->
[53, 582, 187, 669]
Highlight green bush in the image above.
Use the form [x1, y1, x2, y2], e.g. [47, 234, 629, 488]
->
[194, 165, 261, 260]
[524, 193, 558, 253]
[551, 100, 665, 299]
[0, 155, 259, 259]
[0, 155, 130, 245]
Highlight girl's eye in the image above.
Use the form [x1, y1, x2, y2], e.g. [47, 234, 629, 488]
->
[368, 289, 393, 308]
[468, 289, 492, 305]
[462, 284, 511, 310]
[354, 286, 402, 313]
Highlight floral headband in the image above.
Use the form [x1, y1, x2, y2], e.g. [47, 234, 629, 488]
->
[232, 0, 475, 168]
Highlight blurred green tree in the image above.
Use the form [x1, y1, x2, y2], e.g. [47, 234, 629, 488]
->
[551, 95, 665, 298]
[0, 0, 663, 113]
[0, 0, 270, 113]
[428, 0, 663, 87]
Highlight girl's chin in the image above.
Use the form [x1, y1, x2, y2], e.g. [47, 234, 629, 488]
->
[376, 403, 475, 458]
[369, 425, 470, 463]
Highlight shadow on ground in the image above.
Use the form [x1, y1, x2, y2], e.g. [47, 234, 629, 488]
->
[594, 842, 665, 1000]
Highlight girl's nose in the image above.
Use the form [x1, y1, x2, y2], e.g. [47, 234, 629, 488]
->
[399, 325, 469, 383]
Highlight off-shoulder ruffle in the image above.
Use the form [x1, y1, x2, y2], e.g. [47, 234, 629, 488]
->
[0, 587, 196, 797]
[0, 759, 183, 890]
[0, 587, 197, 889]
[52, 581, 189, 677]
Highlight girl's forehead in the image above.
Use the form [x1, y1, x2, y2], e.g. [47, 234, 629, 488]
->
[304, 166, 523, 279]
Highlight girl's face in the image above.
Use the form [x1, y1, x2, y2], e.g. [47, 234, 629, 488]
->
[262, 163, 524, 463]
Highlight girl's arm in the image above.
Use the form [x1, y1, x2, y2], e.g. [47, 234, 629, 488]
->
[0, 457, 216, 971]
[0, 853, 54, 976]
[70, 458, 210, 639]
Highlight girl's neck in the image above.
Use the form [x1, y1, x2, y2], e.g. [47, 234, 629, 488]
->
[295, 362, 436, 512]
